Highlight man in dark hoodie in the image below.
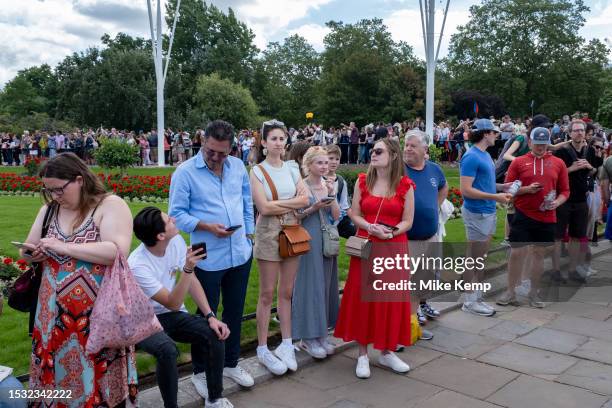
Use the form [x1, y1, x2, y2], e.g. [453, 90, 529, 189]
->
[497, 127, 570, 308]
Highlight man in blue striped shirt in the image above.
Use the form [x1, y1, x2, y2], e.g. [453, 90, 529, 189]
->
[170, 120, 255, 395]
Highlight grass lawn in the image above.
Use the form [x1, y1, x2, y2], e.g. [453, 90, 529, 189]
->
[0, 163, 503, 377]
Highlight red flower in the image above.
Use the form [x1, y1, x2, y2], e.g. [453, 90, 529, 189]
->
[3, 258, 13, 265]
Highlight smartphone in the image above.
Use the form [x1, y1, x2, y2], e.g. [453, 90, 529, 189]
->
[321, 197, 335, 203]
[192, 242, 207, 259]
[11, 241, 28, 249]
[12, 242, 33, 258]
[378, 222, 399, 231]
[225, 225, 242, 232]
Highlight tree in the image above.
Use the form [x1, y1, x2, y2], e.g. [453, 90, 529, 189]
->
[317, 19, 423, 125]
[447, 0, 610, 118]
[166, 0, 258, 87]
[0, 76, 47, 117]
[254, 35, 321, 126]
[191, 73, 259, 129]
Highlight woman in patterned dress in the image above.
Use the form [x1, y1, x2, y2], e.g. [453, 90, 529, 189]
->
[20, 153, 137, 407]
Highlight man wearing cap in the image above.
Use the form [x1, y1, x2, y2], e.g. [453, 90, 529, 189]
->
[496, 128, 569, 308]
[552, 119, 599, 283]
[459, 118, 513, 316]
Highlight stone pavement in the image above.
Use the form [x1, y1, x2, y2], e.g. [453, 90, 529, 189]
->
[141, 240, 612, 408]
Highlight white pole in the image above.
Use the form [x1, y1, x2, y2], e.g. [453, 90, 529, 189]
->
[155, 0, 165, 166]
[425, 0, 435, 144]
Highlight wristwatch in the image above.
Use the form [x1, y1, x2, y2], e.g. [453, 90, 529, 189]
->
[204, 311, 216, 320]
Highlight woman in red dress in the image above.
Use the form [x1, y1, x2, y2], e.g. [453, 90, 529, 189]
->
[334, 138, 415, 379]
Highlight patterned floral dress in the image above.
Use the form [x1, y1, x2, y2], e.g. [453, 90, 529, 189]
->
[29, 211, 138, 408]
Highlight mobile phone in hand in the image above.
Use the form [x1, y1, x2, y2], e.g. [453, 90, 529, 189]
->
[192, 242, 207, 259]
[225, 225, 242, 232]
[378, 222, 399, 231]
[321, 197, 335, 203]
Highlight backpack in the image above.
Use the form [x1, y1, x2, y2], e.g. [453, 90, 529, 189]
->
[495, 135, 527, 182]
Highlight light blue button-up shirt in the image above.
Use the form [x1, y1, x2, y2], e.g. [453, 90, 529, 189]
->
[169, 152, 254, 271]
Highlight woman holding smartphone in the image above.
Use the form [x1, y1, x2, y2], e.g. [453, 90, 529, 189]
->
[250, 120, 309, 376]
[292, 146, 340, 359]
[334, 138, 415, 379]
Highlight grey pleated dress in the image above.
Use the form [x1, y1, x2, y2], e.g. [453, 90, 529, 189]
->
[291, 195, 340, 340]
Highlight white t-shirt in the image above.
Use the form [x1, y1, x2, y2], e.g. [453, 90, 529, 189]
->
[128, 235, 188, 315]
[251, 160, 300, 200]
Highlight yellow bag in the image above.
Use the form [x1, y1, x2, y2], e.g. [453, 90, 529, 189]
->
[410, 313, 422, 345]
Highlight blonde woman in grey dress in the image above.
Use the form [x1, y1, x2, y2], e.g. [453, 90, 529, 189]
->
[292, 146, 340, 359]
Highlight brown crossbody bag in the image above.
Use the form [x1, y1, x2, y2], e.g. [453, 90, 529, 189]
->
[257, 164, 311, 258]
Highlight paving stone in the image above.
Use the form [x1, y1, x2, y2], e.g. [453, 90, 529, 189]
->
[412, 390, 501, 408]
[325, 400, 369, 408]
[410, 354, 518, 399]
[341, 345, 443, 371]
[546, 302, 612, 321]
[288, 355, 362, 391]
[571, 338, 612, 365]
[231, 376, 338, 408]
[546, 315, 612, 342]
[480, 319, 538, 341]
[498, 307, 559, 326]
[570, 286, 612, 306]
[487, 374, 608, 408]
[330, 369, 441, 408]
[477, 343, 578, 378]
[514, 327, 588, 354]
[602, 399, 612, 408]
[556, 360, 612, 396]
[417, 325, 505, 359]
[434, 309, 502, 334]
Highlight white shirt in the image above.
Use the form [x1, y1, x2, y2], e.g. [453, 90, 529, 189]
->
[128, 235, 188, 315]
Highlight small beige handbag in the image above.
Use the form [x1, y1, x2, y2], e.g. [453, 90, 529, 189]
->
[345, 197, 385, 259]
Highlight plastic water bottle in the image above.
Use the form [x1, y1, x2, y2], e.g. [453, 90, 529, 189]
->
[507, 180, 522, 196]
[539, 191, 556, 211]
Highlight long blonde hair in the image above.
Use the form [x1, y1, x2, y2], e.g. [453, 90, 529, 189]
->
[366, 138, 403, 197]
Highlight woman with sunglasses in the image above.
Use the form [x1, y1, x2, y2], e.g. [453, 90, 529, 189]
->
[19, 152, 137, 407]
[250, 120, 309, 376]
[335, 138, 416, 379]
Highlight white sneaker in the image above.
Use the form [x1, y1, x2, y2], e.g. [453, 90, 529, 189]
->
[300, 339, 327, 359]
[274, 343, 298, 371]
[355, 355, 370, 379]
[258, 349, 287, 375]
[514, 279, 531, 297]
[205, 397, 234, 408]
[223, 365, 254, 387]
[191, 372, 208, 400]
[462, 301, 496, 317]
[378, 352, 410, 373]
[317, 337, 335, 355]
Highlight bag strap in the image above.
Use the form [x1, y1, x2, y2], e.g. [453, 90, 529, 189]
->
[336, 175, 345, 201]
[41, 202, 57, 238]
[362, 197, 385, 240]
[257, 164, 278, 201]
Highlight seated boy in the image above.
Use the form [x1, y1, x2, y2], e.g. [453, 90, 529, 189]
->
[129, 206, 232, 408]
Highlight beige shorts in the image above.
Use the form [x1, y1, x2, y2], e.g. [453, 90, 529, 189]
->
[254, 213, 299, 262]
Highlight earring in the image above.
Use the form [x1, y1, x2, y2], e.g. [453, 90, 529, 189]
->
[263, 147, 268, 156]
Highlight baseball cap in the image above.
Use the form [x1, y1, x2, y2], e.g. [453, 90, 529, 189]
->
[531, 114, 552, 128]
[530, 127, 551, 144]
[472, 118, 500, 133]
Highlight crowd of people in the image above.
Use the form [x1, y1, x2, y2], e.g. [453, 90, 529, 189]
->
[6, 113, 612, 408]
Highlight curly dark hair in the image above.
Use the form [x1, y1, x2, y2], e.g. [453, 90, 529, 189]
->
[204, 120, 235, 143]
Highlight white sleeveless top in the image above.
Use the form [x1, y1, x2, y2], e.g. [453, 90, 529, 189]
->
[252, 160, 300, 200]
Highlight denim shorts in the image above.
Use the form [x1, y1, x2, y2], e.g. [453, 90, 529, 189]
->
[462, 207, 497, 241]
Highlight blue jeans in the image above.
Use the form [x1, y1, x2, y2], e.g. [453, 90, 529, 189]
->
[242, 149, 249, 164]
[137, 312, 225, 407]
[606, 204, 612, 240]
[194, 257, 252, 368]
[0, 376, 27, 408]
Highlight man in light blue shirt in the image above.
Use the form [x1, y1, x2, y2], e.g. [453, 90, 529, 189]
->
[169, 119, 255, 392]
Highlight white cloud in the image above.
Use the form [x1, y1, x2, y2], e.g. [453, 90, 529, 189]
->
[385, 7, 470, 60]
[288, 24, 331, 51]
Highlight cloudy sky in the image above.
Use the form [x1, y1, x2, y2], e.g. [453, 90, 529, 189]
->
[1, 0, 611, 87]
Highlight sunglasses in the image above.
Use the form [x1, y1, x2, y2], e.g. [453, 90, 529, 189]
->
[370, 148, 386, 156]
[593, 145, 604, 150]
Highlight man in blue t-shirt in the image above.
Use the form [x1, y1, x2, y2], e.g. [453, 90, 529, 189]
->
[404, 130, 448, 334]
[460, 119, 512, 317]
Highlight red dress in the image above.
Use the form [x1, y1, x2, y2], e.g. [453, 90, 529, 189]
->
[334, 173, 414, 351]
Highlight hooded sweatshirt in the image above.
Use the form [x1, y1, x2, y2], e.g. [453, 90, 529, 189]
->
[505, 151, 570, 223]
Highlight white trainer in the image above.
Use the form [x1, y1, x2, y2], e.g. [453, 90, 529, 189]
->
[378, 352, 410, 373]
[300, 339, 327, 359]
[191, 372, 208, 400]
[318, 337, 335, 355]
[462, 301, 496, 317]
[274, 343, 298, 371]
[355, 355, 370, 379]
[223, 365, 254, 387]
[258, 349, 287, 376]
[205, 397, 234, 408]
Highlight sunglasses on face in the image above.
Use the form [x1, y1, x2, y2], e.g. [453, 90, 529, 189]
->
[593, 145, 604, 150]
[370, 148, 386, 156]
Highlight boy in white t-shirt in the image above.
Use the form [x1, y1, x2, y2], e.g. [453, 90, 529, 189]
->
[129, 207, 232, 408]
